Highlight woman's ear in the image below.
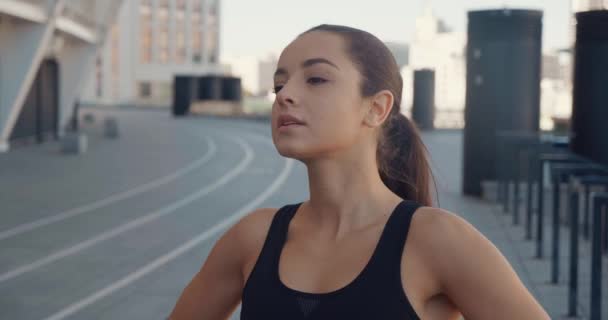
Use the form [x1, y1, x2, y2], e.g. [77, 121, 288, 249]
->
[363, 90, 394, 128]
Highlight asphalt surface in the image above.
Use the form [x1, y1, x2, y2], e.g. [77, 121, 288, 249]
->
[1, 107, 607, 319]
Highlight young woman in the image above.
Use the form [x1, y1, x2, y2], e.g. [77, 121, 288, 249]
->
[169, 24, 550, 319]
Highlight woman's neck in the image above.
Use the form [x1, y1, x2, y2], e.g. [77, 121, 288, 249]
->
[302, 150, 401, 240]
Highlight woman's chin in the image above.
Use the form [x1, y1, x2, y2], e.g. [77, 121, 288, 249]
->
[276, 146, 303, 159]
[274, 142, 310, 159]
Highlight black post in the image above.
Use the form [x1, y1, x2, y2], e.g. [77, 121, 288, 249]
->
[499, 133, 511, 213]
[578, 175, 608, 241]
[536, 154, 581, 259]
[513, 148, 521, 225]
[551, 170, 561, 284]
[497, 134, 505, 208]
[584, 184, 591, 239]
[412, 69, 435, 130]
[537, 158, 545, 258]
[549, 163, 607, 283]
[604, 203, 608, 254]
[526, 151, 536, 240]
[590, 192, 608, 320]
[567, 180, 579, 317]
[507, 133, 539, 224]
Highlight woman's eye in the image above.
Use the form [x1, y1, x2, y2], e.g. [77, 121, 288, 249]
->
[272, 85, 283, 94]
[307, 77, 327, 85]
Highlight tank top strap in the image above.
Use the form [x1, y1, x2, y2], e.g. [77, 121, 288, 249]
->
[365, 200, 423, 275]
[270, 202, 301, 254]
[253, 202, 302, 276]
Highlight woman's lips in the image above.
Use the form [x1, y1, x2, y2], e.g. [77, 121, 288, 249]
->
[277, 114, 306, 130]
[278, 123, 305, 131]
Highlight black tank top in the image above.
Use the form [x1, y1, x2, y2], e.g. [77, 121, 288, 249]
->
[241, 200, 423, 319]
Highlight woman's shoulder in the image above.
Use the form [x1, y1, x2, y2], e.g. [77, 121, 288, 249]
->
[232, 207, 280, 248]
[410, 205, 465, 230]
[405, 206, 550, 319]
[409, 205, 478, 249]
[407, 205, 502, 280]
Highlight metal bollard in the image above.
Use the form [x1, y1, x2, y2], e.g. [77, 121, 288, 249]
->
[497, 131, 540, 224]
[548, 163, 606, 284]
[526, 151, 538, 240]
[496, 133, 507, 211]
[567, 176, 580, 317]
[535, 153, 580, 259]
[104, 117, 119, 139]
[590, 192, 608, 320]
[524, 137, 555, 241]
[568, 175, 608, 317]
[577, 175, 608, 240]
[511, 135, 541, 227]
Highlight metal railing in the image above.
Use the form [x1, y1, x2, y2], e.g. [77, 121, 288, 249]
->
[495, 130, 608, 320]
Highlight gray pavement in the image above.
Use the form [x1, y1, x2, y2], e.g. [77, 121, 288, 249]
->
[0, 107, 606, 319]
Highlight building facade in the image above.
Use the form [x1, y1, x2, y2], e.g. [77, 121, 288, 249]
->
[0, 0, 124, 152]
[82, 0, 225, 107]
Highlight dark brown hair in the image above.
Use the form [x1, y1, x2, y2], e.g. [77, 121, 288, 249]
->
[302, 24, 437, 207]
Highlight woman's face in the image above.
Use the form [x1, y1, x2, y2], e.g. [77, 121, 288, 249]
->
[271, 31, 370, 161]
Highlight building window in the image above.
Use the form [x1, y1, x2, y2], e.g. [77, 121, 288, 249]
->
[193, 0, 202, 13]
[158, 0, 169, 10]
[139, 5, 153, 63]
[192, 35, 202, 63]
[95, 56, 103, 97]
[111, 25, 120, 99]
[205, 1, 220, 64]
[206, 27, 218, 64]
[176, 0, 186, 12]
[192, 10, 202, 63]
[139, 0, 152, 14]
[207, 0, 218, 26]
[176, 10, 187, 63]
[159, 27, 170, 63]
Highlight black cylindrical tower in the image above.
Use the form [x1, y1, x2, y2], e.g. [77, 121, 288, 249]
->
[570, 10, 608, 166]
[198, 75, 223, 100]
[463, 9, 543, 196]
[412, 69, 435, 130]
[173, 75, 197, 116]
[221, 76, 243, 102]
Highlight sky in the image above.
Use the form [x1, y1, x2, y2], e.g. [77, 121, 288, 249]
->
[220, 0, 572, 59]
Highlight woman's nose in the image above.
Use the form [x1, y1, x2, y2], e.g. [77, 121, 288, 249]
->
[276, 85, 296, 107]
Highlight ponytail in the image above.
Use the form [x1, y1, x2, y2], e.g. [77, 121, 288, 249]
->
[378, 112, 436, 207]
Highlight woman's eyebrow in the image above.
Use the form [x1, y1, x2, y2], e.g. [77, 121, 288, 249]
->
[302, 57, 339, 70]
[274, 57, 340, 77]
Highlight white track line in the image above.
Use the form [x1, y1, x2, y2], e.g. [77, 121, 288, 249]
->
[0, 136, 217, 241]
[43, 153, 293, 320]
[0, 137, 253, 284]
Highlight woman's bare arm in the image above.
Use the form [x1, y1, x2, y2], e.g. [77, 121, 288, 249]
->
[168, 208, 276, 320]
[418, 208, 550, 320]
